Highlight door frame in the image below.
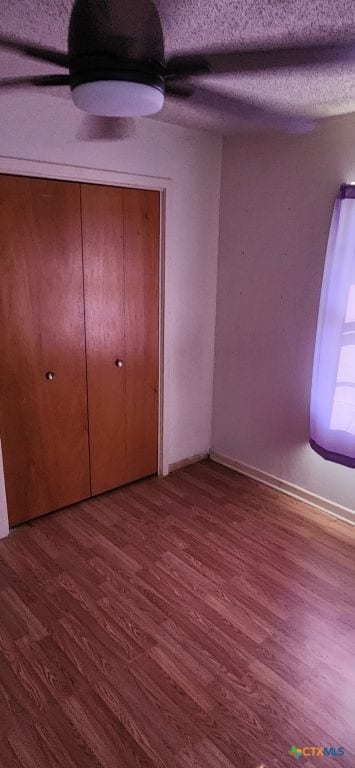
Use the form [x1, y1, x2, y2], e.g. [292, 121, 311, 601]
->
[0, 156, 171, 537]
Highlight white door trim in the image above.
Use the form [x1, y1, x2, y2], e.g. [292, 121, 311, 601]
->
[0, 155, 171, 537]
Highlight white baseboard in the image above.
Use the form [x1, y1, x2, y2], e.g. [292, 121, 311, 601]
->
[0, 441, 9, 539]
[0, 518, 9, 540]
[210, 451, 355, 526]
[168, 452, 209, 473]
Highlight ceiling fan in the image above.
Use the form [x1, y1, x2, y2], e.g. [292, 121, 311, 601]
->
[1, 0, 355, 138]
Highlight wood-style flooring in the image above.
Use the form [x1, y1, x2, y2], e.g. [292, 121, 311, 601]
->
[0, 459, 354, 768]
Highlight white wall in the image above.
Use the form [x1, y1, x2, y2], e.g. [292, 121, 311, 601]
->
[212, 113, 355, 515]
[0, 91, 222, 534]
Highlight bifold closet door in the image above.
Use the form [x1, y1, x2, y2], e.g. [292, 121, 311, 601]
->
[0, 175, 91, 526]
[81, 184, 159, 495]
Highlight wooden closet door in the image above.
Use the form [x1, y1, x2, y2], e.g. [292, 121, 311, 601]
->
[123, 188, 160, 482]
[81, 184, 159, 495]
[0, 175, 90, 526]
[81, 184, 127, 495]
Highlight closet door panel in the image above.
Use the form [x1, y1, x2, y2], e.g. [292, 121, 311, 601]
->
[0, 175, 90, 526]
[81, 184, 127, 495]
[123, 189, 159, 482]
[81, 184, 159, 495]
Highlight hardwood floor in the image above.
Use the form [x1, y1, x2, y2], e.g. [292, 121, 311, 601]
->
[0, 459, 354, 768]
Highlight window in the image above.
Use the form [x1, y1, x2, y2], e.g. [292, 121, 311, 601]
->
[310, 185, 355, 467]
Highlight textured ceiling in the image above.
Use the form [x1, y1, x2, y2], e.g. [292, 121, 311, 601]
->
[2, 0, 355, 133]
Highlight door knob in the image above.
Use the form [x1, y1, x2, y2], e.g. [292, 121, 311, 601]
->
[115, 359, 124, 368]
[45, 371, 55, 380]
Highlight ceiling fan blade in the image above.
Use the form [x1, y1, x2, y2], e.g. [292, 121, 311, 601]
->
[165, 82, 193, 98]
[0, 74, 71, 90]
[166, 40, 355, 79]
[76, 115, 135, 142]
[166, 84, 315, 133]
[0, 35, 69, 67]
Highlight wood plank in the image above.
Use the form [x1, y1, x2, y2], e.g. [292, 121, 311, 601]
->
[0, 459, 354, 767]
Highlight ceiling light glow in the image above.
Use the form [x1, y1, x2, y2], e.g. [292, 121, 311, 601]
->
[72, 81, 165, 117]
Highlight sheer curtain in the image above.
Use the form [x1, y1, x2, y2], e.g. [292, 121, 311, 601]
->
[310, 186, 355, 467]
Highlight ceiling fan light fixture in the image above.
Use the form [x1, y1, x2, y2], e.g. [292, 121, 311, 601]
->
[71, 79, 165, 117]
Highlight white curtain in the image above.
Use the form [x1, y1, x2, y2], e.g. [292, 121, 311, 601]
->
[310, 192, 355, 467]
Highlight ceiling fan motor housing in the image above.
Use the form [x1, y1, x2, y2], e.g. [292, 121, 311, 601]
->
[70, 53, 166, 116]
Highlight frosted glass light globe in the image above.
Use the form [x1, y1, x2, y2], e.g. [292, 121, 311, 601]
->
[72, 80, 165, 117]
